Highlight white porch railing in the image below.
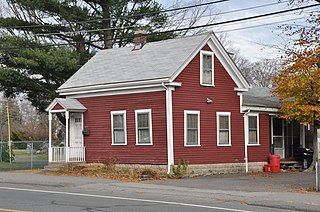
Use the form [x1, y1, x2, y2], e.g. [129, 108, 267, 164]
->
[50, 147, 85, 162]
[51, 147, 66, 162]
[69, 147, 86, 162]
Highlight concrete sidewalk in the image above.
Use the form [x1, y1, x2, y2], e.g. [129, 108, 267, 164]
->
[0, 171, 319, 211]
[147, 171, 316, 192]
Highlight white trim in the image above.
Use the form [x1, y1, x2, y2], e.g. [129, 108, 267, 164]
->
[135, 109, 153, 145]
[65, 111, 69, 162]
[238, 92, 243, 113]
[48, 112, 52, 163]
[165, 86, 174, 173]
[58, 78, 169, 96]
[244, 112, 249, 173]
[234, 88, 249, 92]
[246, 113, 260, 146]
[206, 36, 250, 89]
[170, 33, 249, 89]
[242, 106, 280, 113]
[216, 112, 231, 146]
[63, 86, 166, 99]
[49, 109, 66, 113]
[111, 110, 127, 146]
[200, 50, 214, 86]
[184, 110, 201, 147]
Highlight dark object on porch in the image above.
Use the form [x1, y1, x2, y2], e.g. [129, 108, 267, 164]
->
[82, 129, 90, 136]
[299, 148, 313, 169]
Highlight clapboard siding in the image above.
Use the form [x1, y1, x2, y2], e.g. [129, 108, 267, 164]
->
[172, 44, 245, 164]
[77, 91, 167, 164]
[247, 114, 270, 162]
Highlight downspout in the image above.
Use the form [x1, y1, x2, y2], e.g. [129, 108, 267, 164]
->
[162, 82, 174, 174]
[244, 109, 250, 173]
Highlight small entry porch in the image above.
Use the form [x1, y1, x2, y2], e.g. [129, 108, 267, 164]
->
[46, 98, 87, 163]
[271, 117, 314, 161]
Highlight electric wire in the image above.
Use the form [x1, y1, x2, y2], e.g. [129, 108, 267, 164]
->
[0, 3, 318, 50]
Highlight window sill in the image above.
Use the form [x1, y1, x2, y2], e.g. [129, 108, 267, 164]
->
[112, 143, 127, 146]
[184, 144, 201, 147]
[217, 144, 232, 147]
[247, 144, 260, 146]
[200, 83, 215, 87]
[136, 143, 153, 146]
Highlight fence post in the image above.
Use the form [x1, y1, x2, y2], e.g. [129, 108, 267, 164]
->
[0, 142, 2, 162]
[31, 142, 33, 170]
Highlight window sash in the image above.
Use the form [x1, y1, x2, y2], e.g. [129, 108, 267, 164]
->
[111, 111, 126, 145]
[217, 113, 231, 145]
[201, 51, 213, 85]
[136, 110, 152, 145]
[248, 115, 258, 145]
[185, 111, 200, 146]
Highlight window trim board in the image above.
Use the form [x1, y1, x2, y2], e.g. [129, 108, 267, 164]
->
[247, 113, 260, 146]
[200, 50, 214, 87]
[184, 110, 201, 147]
[216, 112, 231, 146]
[135, 109, 153, 145]
[110, 110, 127, 146]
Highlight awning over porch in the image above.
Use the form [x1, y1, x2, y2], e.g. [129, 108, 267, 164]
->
[46, 98, 87, 113]
[46, 98, 87, 163]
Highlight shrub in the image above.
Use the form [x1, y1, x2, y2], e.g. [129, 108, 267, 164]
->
[0, 143, 14, 162]
[171, 160, 189, 179]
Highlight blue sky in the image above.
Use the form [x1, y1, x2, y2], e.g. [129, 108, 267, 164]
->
[157, 0, 316, 61]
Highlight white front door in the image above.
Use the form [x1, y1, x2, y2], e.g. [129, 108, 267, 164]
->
[70, 113, 83, 158]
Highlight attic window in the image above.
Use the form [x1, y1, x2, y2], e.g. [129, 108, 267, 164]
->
[200, 50, 214, 86]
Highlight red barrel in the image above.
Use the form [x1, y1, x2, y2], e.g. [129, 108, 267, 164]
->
[269, 155, 280, 173]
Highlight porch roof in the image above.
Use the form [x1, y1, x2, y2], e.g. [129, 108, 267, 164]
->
[46, 98, 87, 112]
[243, 86, 280, 109]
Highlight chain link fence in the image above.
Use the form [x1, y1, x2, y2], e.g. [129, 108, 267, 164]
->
[0, 141, 48, 171]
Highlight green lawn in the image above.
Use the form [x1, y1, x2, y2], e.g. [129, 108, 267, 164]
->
[13, 149, 48, 160]
[0, 162, 28, 169]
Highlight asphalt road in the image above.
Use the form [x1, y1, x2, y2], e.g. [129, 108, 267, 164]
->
[0, 172, 318, 212]
[0, 184, 289, 212]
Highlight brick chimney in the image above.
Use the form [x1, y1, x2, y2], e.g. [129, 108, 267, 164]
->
[133, 30, 147, 51]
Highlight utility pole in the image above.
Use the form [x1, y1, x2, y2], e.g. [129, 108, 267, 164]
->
[6, 103, 11, 164]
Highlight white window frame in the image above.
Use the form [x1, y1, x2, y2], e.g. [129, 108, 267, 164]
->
[247, 113, 260, 146]
[184, 110, 201, 147]
[135, 109, 153, 145]
[217, 112, 231, 146]
[200, 50, 214, 86]
[111, 110, 127, 145]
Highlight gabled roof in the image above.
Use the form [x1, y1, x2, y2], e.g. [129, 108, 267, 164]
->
[46, 98, 87, 112]
[57, 31, 249, 95]
[243, 86, 280, 110]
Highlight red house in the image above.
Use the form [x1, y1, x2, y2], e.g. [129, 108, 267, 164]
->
[46, 32, 311, 174]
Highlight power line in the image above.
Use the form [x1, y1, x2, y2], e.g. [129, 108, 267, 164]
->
[4, 0, 228, 29]
[33, 1, 312, 37]
[216, 17, 307, 33]
[79, 0, 229, 24]
[161, 3, 319, 34]
[0, 3, 318, 50]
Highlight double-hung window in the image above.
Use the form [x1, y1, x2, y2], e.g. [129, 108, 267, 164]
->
[248, 114, 259, 145]
[111, 111, 127, 145]
[200, 50, 214, 86]
[135, 109, 153, 145]
[217, 112, 231, 146]
[184, 110, 200, 146]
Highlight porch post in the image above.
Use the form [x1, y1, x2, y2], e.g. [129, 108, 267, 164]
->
[65, 111, 70, 162]
[48, 112, 52, 162]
